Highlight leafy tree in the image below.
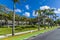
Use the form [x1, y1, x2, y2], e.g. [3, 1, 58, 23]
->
[55, 19, 60, 26]
[0, 4, 8, 26]
[35, 9, 56, 30]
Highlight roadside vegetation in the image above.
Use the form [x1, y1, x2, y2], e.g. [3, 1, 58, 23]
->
[0, 25, 37, 35]
[0, 0, 60, 40]
[0, 27, 57, 40]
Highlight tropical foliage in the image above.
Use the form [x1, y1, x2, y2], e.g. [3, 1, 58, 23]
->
[0, 3, 59, 36]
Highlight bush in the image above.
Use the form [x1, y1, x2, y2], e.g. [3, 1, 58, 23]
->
[0, 26, 8, 28]
[15, 25, 37, 31]
[15, 27, 22, 30]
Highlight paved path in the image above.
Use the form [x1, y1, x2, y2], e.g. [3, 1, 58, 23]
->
[27, 28, 60, 40]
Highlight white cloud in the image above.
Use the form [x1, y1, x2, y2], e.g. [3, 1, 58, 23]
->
[23, 12, 30, 17]
[40, 6, 50, 10]
[58, 9, 60, 11]
[40, 6, 60, 14]
[33, 10, 38, 16]
[54, 8, 60, 13]
[15, 9, 22, 13]
[25, 5, 29, 10]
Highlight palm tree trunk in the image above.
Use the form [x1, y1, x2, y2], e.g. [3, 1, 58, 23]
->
[12, 4, 16, 36]
[43, 18, 46, 29]
[48, 16, 50, 28]
[38, 17, 40, 31]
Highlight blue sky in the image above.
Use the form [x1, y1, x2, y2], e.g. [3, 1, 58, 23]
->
[0, 0, 60, 18]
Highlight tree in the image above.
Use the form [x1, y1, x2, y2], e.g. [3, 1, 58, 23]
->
[12, 0, 26, 36]
[35, 8, 56, 30]
[55, 19, 60, 26]
[8, 11, 13, 20]
[53, 14, 58, 26]
[15, 15, 21, 25]
[41, 9, 56, 28]
[0, 5, 7, 26]
[35, 10, 42, 31]
[3, 13, 9, 25]
[12, 0, 20, 36]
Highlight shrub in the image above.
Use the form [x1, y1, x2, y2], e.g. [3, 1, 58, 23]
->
[15, 25, 37, 31]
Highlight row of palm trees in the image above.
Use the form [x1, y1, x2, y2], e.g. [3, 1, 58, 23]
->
[0, 0, 58, 36]
[35, 9, 58, 30]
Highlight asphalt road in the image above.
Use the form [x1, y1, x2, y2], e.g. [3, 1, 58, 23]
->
[27, 28, 60, 40]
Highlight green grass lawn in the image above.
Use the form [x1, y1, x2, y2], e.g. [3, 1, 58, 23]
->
[0, 25, 38, 35]
[0, 27, 37, 35]
[0, 27, 57, 40]
[0, 28, 12, 35]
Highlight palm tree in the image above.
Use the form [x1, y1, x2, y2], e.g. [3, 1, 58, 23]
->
[55, 19, 60, 26]
[12, 0, 19, 36]
[47, 9, 55, 27]
[53, 14, 58, 26]
[8, 11, 13, 20]
[3, 13, 9, 25]
[35, 10, 42, 31]
[35, 9, 56, 29]
[37, 10, 47, 30]
[15, 15, 21, 25]
[42, 9, 56, 28]
[12, 0, 26, 36]
[0, 5, 6, 27]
